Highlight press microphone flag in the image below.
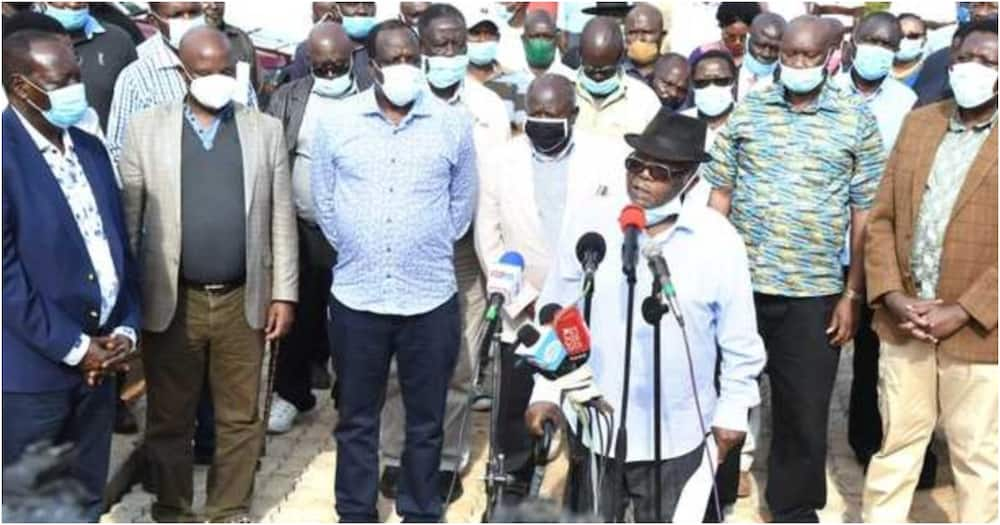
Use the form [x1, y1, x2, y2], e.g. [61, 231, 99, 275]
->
[553, 305, 590, 363]
[515, 323, 568, 374]
[485, 251, 525, 322]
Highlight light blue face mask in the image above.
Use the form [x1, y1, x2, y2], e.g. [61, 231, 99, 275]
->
[643, 173, 699, 225]
[342, 15, 377, 40]
[44, 4, 90, 31]
[694, 84, 735, 117]
[313, 72, 353, 98]
[579, 69, 621, 96]
[895, 36, 925, 62]
[496, 3, 515, 24]
[425, 54, 470, 89]
[779, 56, 828, 94]
[852, 44, 895, 81]
[468, 41, 499, 66]
[743, 39, 778, 78]
[22, 78, 89, 129]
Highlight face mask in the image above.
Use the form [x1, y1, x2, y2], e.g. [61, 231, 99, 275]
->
[642, 173, 698, 225]
[743, 40, 778, 78]
[426, 54, 470, 89]
[694, 84, 734, 117]
[313, 72, 353, 98]
[659, 96, 685, 111]
[580, 69, 621, 96]
[627, 40, 660, 65]
[342, 15, 377, 40]
[949, 62, 999, 108]
[189, 74, 237, 110]
[496, 3, 515, 24]
[21, 78, 89, 129]
[779, 56, 828, 94]
[45, 4, 90, 31]
[164, 14, 206, 48]
[852, 44, 894, 81]
[524, 116, 571, 154]
[375, 63, 425, 107]
[524, 37, 557, 68]
[468, 41, 499, 66]
[896, 37, 925, 62]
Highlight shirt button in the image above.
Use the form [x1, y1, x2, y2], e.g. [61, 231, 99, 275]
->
[385, 273, 391, 279]
[390, 158, 396, 164]
[87, 273, 95, 281]
[386, 218, 392, 224]
[386, 247, 392, 253]
[389, 187, 394, 193]
[89, 310, 99, 319]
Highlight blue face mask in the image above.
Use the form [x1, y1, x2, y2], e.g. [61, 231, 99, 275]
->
[643, 173, 698, 225]
[895, 37, 926, 62]
[313, 72, 353, 98]
[22, 78, 89, 129]
[468, 41, 499, 66]
[425, 54, 470, 89]
[779, 57, 828, 94]
[743, 41, 778, 78]
[852, 44, 895, 81]
[342, 15, 377, 40]
[44, 4, 90, 31]
[580, 69, 621, 96]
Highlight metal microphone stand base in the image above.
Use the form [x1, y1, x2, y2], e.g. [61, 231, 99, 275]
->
[483, 327, 511, 522]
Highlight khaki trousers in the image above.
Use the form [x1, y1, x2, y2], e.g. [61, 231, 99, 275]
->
[143, 286, 265, 522]
[862, 338, 998, 523]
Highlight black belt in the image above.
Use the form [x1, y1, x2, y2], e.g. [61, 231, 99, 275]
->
[182, 280, 244, 294]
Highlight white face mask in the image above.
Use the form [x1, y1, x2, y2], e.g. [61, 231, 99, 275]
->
[164, 14, 206, 48]
[375, 63, 425, 107]
[189, 74, 237, 110]
[949, 62, 999, 109]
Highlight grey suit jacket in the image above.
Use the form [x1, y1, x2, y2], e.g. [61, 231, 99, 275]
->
[120, 101, 298, 332]
[264, 75, 313, 171]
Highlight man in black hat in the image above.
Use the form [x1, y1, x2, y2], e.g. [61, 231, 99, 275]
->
[524, 110, 766, 522]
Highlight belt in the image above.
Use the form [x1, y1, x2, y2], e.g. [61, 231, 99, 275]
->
[182, 280, 244, 294]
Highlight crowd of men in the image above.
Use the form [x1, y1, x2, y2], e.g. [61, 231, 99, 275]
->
[1, 1, 997, 523]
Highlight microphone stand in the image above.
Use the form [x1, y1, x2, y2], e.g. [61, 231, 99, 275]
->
[642, 285, 668, 522]
[611, 266, 637, 522]
[481, 310, 510, 521]
[582, 273, 594, 326]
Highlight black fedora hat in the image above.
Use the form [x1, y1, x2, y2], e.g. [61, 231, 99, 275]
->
[581, 2, 633, 17]
[624, 109, 712, 163]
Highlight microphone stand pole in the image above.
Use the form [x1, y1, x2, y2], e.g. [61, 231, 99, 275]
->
[611, 268, 637, 522]
[642, 283, 667, 522]
[582, 274, 594, 326]
[482, 310, 509, 521]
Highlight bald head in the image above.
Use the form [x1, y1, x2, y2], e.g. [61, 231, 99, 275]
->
[854, 11, 902, 48]
[748, 12, 785, 63]
[527, 73, 577, 117]
[820, 16, 846, 51]
[782, 16, 831, 68]
[625, 3, 664, 34]
[178, 26, 231, 76]
[524, 8, 557, 36]
[652, 52, 689, 106]
[308, 22, 353, 76]
[580, 16, 625, 69]
[751, 12, 785, 39]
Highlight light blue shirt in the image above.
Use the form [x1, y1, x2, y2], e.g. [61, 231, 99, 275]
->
[81, 15, 106, 40]
[557, 1, 594, 33]
[532, 196, 766, 461]
[835, 72, 917, 266]
[310, 89, 478, 316]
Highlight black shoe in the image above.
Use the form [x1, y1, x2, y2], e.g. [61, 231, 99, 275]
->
[440, 470, 463, 503]
[311, 363, 331, 390]
[114, 401, 139, 434]
[379, 466, 400, 499]
[194, 449, 213, 466]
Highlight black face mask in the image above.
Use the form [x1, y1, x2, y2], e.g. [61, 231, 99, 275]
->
[659, 96, 685, 111]
[524, 117, 571, 154]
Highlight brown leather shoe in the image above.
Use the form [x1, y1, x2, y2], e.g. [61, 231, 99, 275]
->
[737, 471, 752, 498]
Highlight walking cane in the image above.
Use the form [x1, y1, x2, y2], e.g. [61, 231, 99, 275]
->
[261, 339, 279, 459]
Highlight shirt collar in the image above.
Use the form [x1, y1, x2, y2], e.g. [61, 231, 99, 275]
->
[184, 100, 235, 124]
[78, 15, 106, 40]
[948, 109, 999, 132]
[12, 106, 74, 153]
[834, 70, 885, 101]
[360, 86, 433, 120]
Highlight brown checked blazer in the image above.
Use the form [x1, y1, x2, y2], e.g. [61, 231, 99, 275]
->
[865, 100, 997, 363]
[119, 101, 298, 332]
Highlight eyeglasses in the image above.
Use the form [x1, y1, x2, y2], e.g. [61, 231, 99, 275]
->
[692, 77, 734, 89]
[312, 61, 352, 79]
[625, 155, 694, 182]
[582, 64, 619, 79]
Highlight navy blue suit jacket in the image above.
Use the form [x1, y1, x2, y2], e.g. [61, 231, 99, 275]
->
[2, 108, 141, 393]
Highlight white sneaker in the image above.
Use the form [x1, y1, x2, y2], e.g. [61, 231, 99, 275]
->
[267, 397, 299, 434]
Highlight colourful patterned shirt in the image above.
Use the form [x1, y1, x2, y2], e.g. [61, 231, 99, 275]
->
[700, 81, 886, 297]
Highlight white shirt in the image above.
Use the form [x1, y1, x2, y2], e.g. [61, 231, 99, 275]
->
[13, 109, 136, 365]
[293, 90, 353, 222]
[531, 196, 766, 461]
[454, 75, 512, 153]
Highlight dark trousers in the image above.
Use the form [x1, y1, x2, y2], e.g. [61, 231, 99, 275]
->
[703, 442, 741, 522]
[3, 380, 116, 522]
[276, 220, 336, 411]
[497, 341, 537, 497]
[756, 293, 840, 523]
[330, 294, 460, 522]
[568, 439, 704, 522]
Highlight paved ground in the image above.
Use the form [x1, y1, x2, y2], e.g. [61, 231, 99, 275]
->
[103, 347, 958, 523]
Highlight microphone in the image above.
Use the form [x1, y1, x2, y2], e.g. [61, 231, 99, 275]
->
[538, 303, 562, 326]
[642, 244, 684, 325]
[515, 323, 568, 375]
[553, 305, 590, 363]
[619, 205, 646, 281]
[575, 232, 606, 280]
[485, 251, 525, 322]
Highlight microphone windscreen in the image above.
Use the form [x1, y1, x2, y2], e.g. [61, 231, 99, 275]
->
[575, 232, 607, 265]
[516, 324, 541, 347]
[618, 205, 647, 232]
[499, 251, 525, 269]
[539, 303, 562, 325]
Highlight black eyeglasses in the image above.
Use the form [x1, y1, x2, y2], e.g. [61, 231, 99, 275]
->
[625, 155, 694, 182]
[312, 62, 352, 79]
[692, 77, 734, 89]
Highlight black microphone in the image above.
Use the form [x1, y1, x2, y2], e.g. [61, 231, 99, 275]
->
[642, 295, 667, 324]
[539, 303, 562, 326]
[619, 205, 646, 281]
[575, 232, 606, 278]
[642, 245, 684, 325]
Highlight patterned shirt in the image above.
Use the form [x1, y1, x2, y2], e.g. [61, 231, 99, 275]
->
[13, 109, 136, 365]
[911, 112, 997, 299]
[106, 34, 256, 161]
[310, 89, 478, 316]
[700, 81, 886, 297]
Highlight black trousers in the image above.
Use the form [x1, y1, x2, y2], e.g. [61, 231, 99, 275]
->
[275, 220, 336, 411]
[756, 293, 840, 523]
[330, 295, 460, 522]
[496, 341, 538, 497]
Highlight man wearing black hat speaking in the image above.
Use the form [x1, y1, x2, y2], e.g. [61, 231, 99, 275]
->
[524, 111, 766, 521]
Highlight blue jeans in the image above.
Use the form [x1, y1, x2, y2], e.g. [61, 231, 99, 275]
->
[3, 380, 116, 522]
[330, 294, 460, 522]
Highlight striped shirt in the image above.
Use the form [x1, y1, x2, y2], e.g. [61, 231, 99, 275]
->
[700, 81, 885, 297]
[106, 34, 256, 161]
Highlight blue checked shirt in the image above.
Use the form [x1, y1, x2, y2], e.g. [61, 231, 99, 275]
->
[310, 89, 478, 316]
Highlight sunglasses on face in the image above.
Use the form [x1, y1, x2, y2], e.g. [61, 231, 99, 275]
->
[312, 62, 352, 78]
[692, 77, 734, 89]
[625, 155, 694, 182]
